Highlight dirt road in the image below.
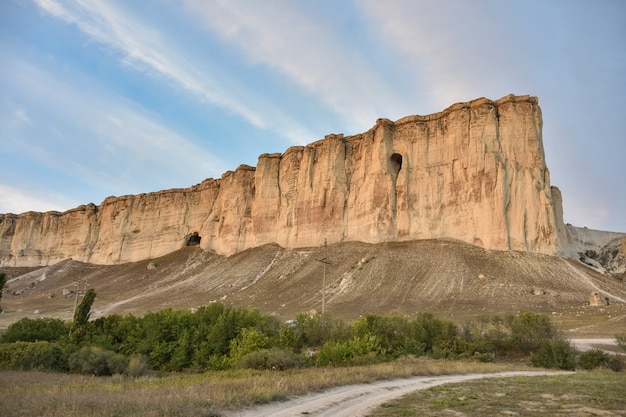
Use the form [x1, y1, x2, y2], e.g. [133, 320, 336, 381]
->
[570, 338, 622, 354]
[229, 371, 568, 417]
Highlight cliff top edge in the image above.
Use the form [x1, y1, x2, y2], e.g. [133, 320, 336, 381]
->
[0, 94, 537, 217]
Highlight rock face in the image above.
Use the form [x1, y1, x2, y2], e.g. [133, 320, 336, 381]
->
[589, 291, 609, 307]
[0, 95, 569, 267]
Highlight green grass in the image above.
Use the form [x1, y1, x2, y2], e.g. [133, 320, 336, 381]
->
[368, 370, 626, 417]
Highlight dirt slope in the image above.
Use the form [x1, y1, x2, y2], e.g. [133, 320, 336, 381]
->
[1, 239, 625, 333]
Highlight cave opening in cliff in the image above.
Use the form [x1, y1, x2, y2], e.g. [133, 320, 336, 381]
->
[390, 153, 403, 175]
[186, 232, 201, 246]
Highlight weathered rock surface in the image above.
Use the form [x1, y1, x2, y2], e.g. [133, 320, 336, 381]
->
[2, 240, 626, 328]
[1, 95, 570, 266]
[564, 225, 626, 277]
[589, 291, 609, 307]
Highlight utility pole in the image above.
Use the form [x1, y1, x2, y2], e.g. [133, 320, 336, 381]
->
[316, 239, 331, 314]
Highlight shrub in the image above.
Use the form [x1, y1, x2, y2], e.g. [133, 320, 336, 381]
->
[1, 317, 69, 343]
[315, 340, 352, 366]
[236, 348, 302, 370]
[411, 313, 459, 357]
[69, 346, 116, 375]
[68, 346, 153, 376]
[578, 349, 623, 371]
[293, 313, 335, 347]
[608, 355, 624, 372]
[125, 355, 153, 377]
[107, 353, 130, 375]
[229, 328, 270, 366]
[0, 341, 68, 372]
[530, 338, 577, 370]
[510, 311, 557, 354]
[472, 352, 495, 362]
[615, 333, 626, 352]
[315, 334, 384, 366]
[578, 349, 610, 370]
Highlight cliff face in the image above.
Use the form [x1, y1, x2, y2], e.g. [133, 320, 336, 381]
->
[0, 95, 568, 267]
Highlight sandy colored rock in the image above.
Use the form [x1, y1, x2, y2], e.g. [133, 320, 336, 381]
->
[1, 95, 570, 266]
[589, 291, 608, 306]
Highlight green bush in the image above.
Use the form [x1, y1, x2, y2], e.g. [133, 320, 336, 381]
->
[293, 313, 335, 347]
[609, 355, 624, 372]
[578, 349, 611, 370]
[530, 338, 577, 370]
[1, 317, 69, 343]
[229, 327, 270, 366]
[510, 311, 557, 354]
[578, 349, 623, 371]
[68, 346, 115, 376]
[0, 305, 582, 373]
[68, 346, 152, 376]
[315, 334, 384, 366]
[315, 340, 352, 366]
[236, 348, 303, 370]
[472, 351, 495, 362]
[107, 352, 130, 375]
[125, 355, 153, 377]
[459, 311, 565, 359]
[0, 341, 68, 372]
[615, 333, 626, 352]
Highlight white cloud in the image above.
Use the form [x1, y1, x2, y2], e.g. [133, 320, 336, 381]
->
[33, 0, 323, 145]
[34, 0, 266, 128]
[1, 55, 227, 198]
[356, 1, 535, 109]
[183, 0, 410, 130]
[0, 184, 75, 214]
[13, 108, 31, 125]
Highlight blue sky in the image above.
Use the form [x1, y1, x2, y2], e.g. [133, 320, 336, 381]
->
[1, 0, 625, 232]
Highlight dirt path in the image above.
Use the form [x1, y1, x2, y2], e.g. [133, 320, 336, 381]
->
[570, 338, 615, 351]
[228, 371, 569, 417]
[570, 338, 625, 355]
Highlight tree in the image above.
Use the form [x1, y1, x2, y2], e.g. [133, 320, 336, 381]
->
[70, 288, 96, 342]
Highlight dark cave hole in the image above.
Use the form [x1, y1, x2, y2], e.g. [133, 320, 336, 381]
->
[187, 232, 201, 246]
[390, 153, 403, 175]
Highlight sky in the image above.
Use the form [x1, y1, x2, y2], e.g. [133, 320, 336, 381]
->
[1, 0, 625, 232]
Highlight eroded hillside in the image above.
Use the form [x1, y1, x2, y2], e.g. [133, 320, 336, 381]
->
[2, 239, 625, 335]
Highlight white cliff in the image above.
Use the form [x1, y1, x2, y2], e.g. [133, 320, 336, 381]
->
[0, 95, 572, 266]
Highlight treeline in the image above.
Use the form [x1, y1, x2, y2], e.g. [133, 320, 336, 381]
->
[0, 302, 623, 375]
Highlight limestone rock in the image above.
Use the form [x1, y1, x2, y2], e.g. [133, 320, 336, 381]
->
[589, 291, 609, 306]
[1, 95, 571, 266]
[532, 288, 546, 296]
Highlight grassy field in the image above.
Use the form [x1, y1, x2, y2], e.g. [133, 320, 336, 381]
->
[368, 370, 626, 417]
[0, 359, 529, 417]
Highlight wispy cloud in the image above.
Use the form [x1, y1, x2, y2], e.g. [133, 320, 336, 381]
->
[183, 0, 410, 130]
[34, 0, 265, 127]
[0, 184, 75, 214]
[356, 1, 536, 109]
[33, 0, 322, 144]
[0, 55, 226, 206]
